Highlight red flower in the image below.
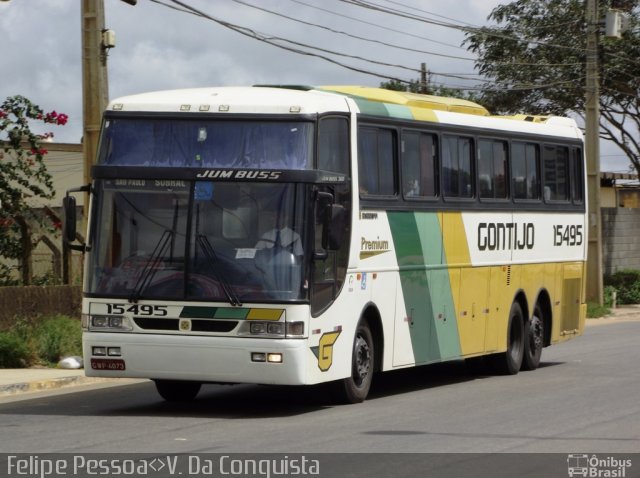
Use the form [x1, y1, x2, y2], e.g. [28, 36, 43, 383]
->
[0, 110, 7, 119]
[43, 110, 68, 126]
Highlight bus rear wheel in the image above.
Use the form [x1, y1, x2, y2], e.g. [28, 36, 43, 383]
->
[338, 322, 374, 404]
[154, 379, 201, 402]
[492, 302, 524, 375]
[522, 305, 544, 371]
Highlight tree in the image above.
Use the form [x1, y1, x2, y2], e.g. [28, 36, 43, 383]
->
[379, 78, 481, 103]
[464, 0, 640, 175]
[0, 95, 68, 285]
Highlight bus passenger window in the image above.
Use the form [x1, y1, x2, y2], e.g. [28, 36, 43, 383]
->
[512, 142, 540, 200]
[402, 131, 437, 199]
[572, 148, 584, 203]
[358, 127, 397, 196]
[442, 135, 473, 198]
[478, 139, 508, 200]
[543, 145, 570, 201]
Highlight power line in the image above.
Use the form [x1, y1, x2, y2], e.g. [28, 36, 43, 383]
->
[163, 0, 416, 84]
[231, 0, 478, 62]
[286, 0, 468, 52]
[151, 0, 592, 95]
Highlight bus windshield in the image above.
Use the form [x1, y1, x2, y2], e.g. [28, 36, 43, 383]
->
[99, 117, 314, 169]
[87, 179, 308, 302]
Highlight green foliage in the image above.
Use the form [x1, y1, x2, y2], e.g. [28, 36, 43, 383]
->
[0, 331, 31, 368]
[464, 0, 640, 175]
[33, 316, 82, 364]
[604, 285, 617, 307]
[0, 263, 19, 286]
[605, 269, 640, 305]
[379, 79, 481, 102]
[0, 95, 67, 284]
[587, 302, 611, 318]
[0, 315, 81, 368]
[32, 271, 62, 286]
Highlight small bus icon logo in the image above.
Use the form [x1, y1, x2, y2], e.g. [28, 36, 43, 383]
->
[567, 454, 589, 477]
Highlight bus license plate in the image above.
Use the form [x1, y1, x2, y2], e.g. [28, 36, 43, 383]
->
[91, 358, 126, 371]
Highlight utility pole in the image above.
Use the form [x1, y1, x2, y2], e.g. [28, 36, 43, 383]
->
[585, 0, 603, 304]
[420, 63, 428, 94]
[81, 0, 109, 203]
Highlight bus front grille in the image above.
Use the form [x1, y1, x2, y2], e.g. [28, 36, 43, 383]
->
[133, 317, 238, 333]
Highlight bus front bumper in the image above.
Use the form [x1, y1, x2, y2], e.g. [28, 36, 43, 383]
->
[83, 332, 309, 385]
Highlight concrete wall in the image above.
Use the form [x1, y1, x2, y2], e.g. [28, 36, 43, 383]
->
[602, 207, 640, 275]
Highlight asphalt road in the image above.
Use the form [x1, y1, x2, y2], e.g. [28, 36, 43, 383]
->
[0, 320, 638, 458]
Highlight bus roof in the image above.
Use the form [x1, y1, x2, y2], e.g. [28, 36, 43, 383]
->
[319, 85, 490, 116]
[106, 85, 582, 140]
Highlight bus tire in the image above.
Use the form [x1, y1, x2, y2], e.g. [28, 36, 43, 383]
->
[338, 321, 374, 403]
[493, 302, 525, 375]
[522, 305, 544, 371]
[154, 379, 201, 402]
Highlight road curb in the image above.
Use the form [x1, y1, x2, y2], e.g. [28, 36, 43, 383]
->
[0, 375, 127, 396]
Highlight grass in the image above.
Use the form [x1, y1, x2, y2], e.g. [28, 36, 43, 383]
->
[0, 315, 82, 368]
[587, 302, 611, 318]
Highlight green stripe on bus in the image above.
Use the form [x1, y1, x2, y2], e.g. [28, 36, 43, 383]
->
[384, 104, 414, 120]
[214, 308, 250, 319]
[180, 306, 217, 318]
[351, 97, 390, 117]
[388, 211, 461, 363]
[180, 306, 249, 320]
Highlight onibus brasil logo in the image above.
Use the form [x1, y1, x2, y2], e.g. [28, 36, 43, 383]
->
[567, 454, 632, 477]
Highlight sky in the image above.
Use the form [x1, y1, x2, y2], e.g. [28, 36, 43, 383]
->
[0, 0, 631, 172]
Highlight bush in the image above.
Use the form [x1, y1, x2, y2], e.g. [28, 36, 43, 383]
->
[604, 286, 616, 308]
[604, 269, 640, 305]
[33, 315, 82, 365]
[0, 331, 31, 368]
[587, 302, 610, 318]
[0, 314, 82, 367]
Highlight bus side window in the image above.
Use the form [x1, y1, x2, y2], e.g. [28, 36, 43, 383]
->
[478, 139, 508, 200]
[443, 135, 474, 198]
[318, 117, 349, 174]
[572, 147, 584, 203]
[543, 145, 570, 202]
[512, 142, 540, 200]
[402, 131, 437, 199]
[358, 126, 397, 196]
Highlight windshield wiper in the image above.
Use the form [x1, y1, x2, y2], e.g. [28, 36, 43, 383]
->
[196, 234, 242, 306]
[129, 229, 173, 303]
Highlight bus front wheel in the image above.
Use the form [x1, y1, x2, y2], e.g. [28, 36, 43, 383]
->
[492, 302, 524, 375]
[338, 321, 374, 404]
[154, 379, 201, 402]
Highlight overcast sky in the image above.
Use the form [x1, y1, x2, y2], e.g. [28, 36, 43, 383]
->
[0, 0, 630, 172]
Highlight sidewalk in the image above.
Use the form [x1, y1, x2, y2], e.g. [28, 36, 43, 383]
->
[0, 367, 143, 397]
[1, 305, 638, 398]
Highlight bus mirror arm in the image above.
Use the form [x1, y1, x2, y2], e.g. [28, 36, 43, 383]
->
[63, 185, 90, 252]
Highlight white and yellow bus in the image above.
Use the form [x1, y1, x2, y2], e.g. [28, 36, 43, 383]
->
[65, 85, 586, 403]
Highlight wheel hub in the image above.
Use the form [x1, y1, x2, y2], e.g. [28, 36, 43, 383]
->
[354, 335, 371, 383]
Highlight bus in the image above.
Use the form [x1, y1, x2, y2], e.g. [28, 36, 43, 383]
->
[64, 85, 586, 403]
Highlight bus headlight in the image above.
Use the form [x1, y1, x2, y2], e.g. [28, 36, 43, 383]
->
[246, 321, 304, 337]
[285, 321, 305, 337]
[88, 315, 133, 332]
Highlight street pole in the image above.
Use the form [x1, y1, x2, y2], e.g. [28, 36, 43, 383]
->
[81, 0, 109, 207]
[420, 63, 428, 94]
[585, 0, 604, 304]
